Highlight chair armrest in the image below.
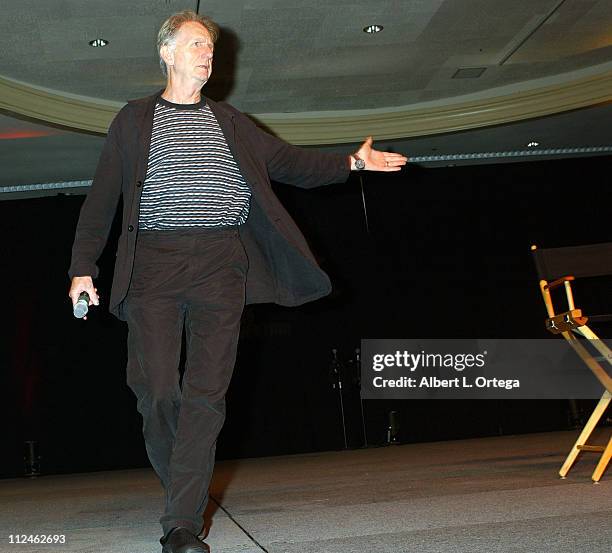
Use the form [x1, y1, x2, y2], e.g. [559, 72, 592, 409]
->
[543, 275, 575, 291]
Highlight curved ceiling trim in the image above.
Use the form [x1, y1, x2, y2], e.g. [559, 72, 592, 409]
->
[1, 69, 612, 144]
[0, 76, 122, 135]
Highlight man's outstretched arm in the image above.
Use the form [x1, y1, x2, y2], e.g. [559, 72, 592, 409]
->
[262, 128, 408, 188]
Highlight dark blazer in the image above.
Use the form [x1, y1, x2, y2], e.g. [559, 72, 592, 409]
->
[69, 90, 350, 320]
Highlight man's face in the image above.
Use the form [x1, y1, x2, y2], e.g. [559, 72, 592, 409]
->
[164, 21, 214, 85]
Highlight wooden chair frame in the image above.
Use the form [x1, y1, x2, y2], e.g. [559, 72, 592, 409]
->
[536, 263, 612, 482]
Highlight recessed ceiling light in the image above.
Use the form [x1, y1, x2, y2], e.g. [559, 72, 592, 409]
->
[89, 38, 109, 47]
[527, 141, 540, 148]
[363, 24, 383, 34]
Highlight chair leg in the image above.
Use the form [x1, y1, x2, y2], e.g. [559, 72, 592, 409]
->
[559, 391, 611, 478]
[592, 436, 612, 482]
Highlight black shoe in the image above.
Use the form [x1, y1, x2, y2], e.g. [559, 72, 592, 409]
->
[160, 527, 209, 553]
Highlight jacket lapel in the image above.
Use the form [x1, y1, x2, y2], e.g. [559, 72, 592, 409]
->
[131, 90, 161, 181]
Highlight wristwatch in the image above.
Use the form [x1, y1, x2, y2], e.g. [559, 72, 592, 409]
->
[353, 153, 366, 171]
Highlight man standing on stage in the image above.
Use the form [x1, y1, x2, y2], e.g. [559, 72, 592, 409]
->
[68, 10, 406, 553]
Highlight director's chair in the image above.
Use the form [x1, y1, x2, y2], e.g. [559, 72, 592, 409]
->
[532, 242, 612, 482]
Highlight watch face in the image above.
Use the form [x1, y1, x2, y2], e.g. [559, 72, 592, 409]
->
[355, 158, 366, 170]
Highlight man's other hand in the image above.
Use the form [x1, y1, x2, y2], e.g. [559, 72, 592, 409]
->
[69, 276, 100, 320]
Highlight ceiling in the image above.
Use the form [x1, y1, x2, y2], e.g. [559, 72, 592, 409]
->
[1, 0, 612, 199]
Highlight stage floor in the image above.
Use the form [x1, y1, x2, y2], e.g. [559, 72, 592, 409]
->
[1, 430, 611, 553]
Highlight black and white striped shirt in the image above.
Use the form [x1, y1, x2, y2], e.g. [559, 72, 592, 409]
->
[139, 97, 251, 230]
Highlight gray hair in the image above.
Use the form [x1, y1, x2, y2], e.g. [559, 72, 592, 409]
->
[157, 10, 219, 77]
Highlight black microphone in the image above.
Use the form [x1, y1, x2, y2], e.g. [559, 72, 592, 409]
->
[73, 291, 90, 319]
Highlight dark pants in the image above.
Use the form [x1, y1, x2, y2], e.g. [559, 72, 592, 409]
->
[123, 227, 247, 536]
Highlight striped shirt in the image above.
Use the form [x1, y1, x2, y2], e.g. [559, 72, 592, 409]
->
[138, 97, 251, 230]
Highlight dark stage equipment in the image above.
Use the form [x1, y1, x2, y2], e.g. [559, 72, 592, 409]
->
[350, 348, 369, 448]
[386, 411, 401, 445]
[329, 348, 348, 449]
[24, 440, 41, 477]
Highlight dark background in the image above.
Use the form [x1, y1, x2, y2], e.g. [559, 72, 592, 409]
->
[2, 155, 611, 478]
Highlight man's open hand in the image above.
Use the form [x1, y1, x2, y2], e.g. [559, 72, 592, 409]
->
[355, 136, 408, 172]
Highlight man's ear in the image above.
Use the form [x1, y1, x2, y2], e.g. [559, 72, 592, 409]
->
[160, 44, 174, 69]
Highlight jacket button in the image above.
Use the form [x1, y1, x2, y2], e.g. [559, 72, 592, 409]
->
[128, 225, 134, 232]
[136, 181, 142, 187]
